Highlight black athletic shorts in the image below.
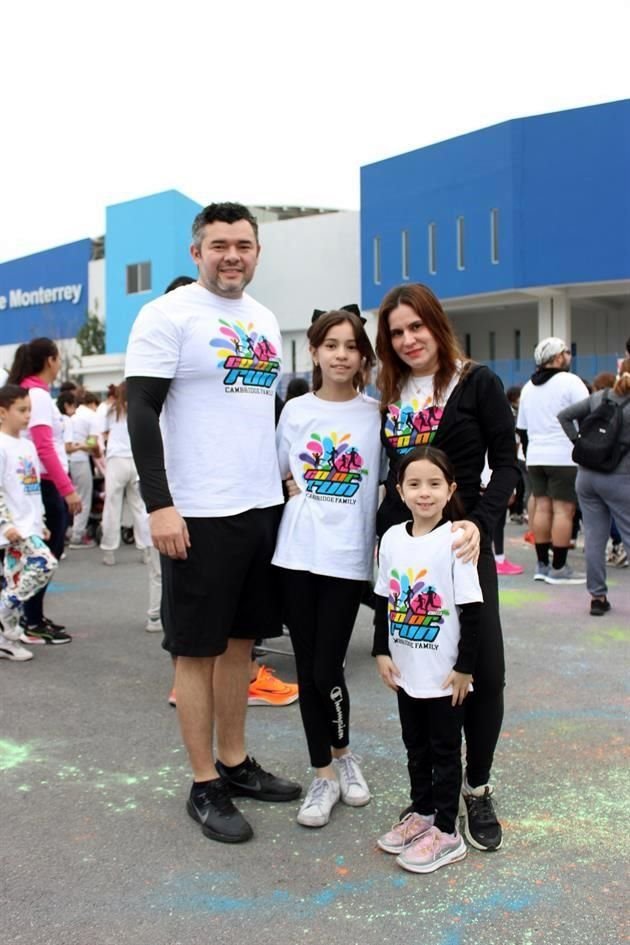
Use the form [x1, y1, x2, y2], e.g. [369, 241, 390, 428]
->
[161, 505, 283, 657]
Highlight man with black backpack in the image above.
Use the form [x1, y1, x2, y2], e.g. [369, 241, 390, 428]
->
[557, 358, 630, 616]
[516, 338, 590, 585]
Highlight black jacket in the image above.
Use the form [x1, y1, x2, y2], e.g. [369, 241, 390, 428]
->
[378, 364, 519, 539]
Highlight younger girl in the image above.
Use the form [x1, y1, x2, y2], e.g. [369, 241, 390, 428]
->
[374, 445, 483, 874]
[273, 309, 381, 828]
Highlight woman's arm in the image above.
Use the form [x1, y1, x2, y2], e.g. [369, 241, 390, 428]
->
[557, 394, 594, 443]
[30, 425, 75, 497]
[471, 370, 520, 537]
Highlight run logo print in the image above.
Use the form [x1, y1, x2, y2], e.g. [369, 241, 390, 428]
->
[17, 457, 40, 494]
[299, 432, 368, 499]
[387, 566, 447, 642]
[210, 320, 280, 389]
[384, 399, 444, 454]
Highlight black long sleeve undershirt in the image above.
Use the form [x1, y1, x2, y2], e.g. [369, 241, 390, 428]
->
[126, 376, 174, 513]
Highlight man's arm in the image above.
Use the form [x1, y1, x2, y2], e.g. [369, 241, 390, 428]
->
[127, 376, 190, 559]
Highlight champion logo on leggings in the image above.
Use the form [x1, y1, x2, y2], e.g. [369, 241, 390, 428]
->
[387, 566, 447, 645]
[330, 686, 345, 740]
[209, 319, 280, 392]
[299, 432, 368, 502]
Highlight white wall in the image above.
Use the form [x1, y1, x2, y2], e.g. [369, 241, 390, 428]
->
[88, 258, 105, 320]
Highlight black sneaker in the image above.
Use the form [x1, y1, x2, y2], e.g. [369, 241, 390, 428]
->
[216, 756, 302, 802]
[590, 597, 611, 617]
[460, 786, 502, 851]
[42, 617, 67, 632]
[186, 777, 253, 843]
[20, 622, 72, 645]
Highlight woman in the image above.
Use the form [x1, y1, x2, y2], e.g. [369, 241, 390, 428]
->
[375, 283, 519, 852]
[98, 382, 152, 566]
[557, 358, 630, 615]
[7, 338, 82, 643]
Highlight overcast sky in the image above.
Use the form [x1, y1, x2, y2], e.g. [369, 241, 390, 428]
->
[1, 0, 629, 263]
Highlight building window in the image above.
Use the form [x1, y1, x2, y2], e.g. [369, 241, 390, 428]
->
[456, 217, 465, 270]
[465, 333, 472, 358]
[428, 223, 437, 275]
[373, 237, 382, 285]
[126, 261, 151, 294]
[490, 208, 500, 264]
[401, 230, 410, 280]
[489, 331, 496, 362]
[514, 329, 521, 367]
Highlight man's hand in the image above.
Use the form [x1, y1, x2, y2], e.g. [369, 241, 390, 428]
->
[150, 506, 191, 559]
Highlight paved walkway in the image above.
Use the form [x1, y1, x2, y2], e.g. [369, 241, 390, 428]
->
[2, 525, 628, 945]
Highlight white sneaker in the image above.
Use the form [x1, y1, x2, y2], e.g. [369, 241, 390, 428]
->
[297, 777, 340, 827]
[333, 752, 371, 807]
[102, 551, 116, 566]
[0, 608, 22, 641]
[145, 616, 163, 633]
[0, 633, 33, 661]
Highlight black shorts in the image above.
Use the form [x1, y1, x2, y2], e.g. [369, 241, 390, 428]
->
[161, 505, 283, 657]
[527, 465, 577, 503]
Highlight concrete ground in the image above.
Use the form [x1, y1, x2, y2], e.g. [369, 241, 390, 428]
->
[1, 525, 628, 945]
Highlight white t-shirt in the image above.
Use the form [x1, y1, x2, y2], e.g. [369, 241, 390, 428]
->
[375, 522, 483, 698]
[516, 371, 590, 466]
[382, 371, 460, 456]
[272, 392, 383, 580]
[27, 387, 68, 474]
[0, 433, 45, 544]
[70, 404, 101, 463]
[125, 282, 284, 517]
[98, 408, 133, 459]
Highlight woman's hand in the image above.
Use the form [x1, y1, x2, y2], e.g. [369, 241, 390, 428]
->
[284, 475, 300, 499]
[376, 655, 400, 691]
[451, 520, 480, 564]
[442, 670, 472, 706]
[65, 491, 82, 516]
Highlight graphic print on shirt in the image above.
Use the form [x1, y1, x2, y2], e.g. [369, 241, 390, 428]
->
[387, 566, 449, 645]
[210, 319, 280, 393]
[17, 457, 40, 495]
[384, 397, 443, 454]
[299, 432, 368, 503]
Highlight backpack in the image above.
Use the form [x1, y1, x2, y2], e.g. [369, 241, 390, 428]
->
[571, 391, 630, 472]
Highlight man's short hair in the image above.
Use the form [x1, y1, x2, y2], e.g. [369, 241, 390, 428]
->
[191, 202, 259, 247]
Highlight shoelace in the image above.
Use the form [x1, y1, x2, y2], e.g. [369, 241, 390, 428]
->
[336, 754, 363, 787]
[304, 778, 333, 807]
[390, 813, 426, 848]
[467, 788, 497, 825]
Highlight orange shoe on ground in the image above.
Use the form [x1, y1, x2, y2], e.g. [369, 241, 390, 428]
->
[523, 531, 535, 544]
[248, 665, 299, 707]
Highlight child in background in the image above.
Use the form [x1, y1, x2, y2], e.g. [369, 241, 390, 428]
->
[374, 445, 484, 873]
[0, 385, 58, 661]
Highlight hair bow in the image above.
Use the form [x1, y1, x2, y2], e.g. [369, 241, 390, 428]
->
[311, 303, 366, 325]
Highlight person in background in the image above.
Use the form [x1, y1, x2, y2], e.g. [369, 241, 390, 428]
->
[557, 358, 630, 615]
[7, 338, 81, 643]
[68, 391, 101, 550]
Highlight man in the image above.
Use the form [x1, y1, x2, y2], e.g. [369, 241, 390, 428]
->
[516, 337, 589, 584]
[125, 203, 301, 844]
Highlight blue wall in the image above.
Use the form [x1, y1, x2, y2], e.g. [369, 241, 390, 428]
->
[105, 190, 201, 353]
[0, 240, 91, 344]
[361, 100, 630, 309]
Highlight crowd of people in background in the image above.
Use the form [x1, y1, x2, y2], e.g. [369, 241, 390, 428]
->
[1, 200, 628, 882]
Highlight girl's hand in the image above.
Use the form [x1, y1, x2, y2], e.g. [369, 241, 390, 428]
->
[4, 526, 22, 543]
[451, 520, 480, 564]
[442, 670, 472, 706]
[284, 475, 300, 499]
[376, 655, 400, 691]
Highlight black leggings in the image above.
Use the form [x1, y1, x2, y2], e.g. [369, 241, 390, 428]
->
[23, 479, 67, 626]
[279, 568, 364, 769]
[398, 690, 464, 834]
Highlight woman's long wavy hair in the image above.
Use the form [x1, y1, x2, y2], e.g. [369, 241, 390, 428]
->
[375, 284, 468, 409]
[108, 381, 128, 420]
[613, 358, 630, 396]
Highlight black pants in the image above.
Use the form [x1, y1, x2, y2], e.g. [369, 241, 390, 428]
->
[279, 568, 364, 769]
[398, 689, 464, 834]
[23, 479, 67, 626]
[464, 539, 505, 787]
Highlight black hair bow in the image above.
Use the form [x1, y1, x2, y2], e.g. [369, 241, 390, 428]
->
[311, 303, 366, 325]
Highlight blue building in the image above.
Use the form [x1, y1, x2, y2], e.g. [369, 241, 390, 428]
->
[361, 99, 630, 384]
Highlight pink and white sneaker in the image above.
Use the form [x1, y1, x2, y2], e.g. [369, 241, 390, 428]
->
[495, 559, 524, 576]
[377, 811, 434, 854]
[396, 826, 467, 873]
